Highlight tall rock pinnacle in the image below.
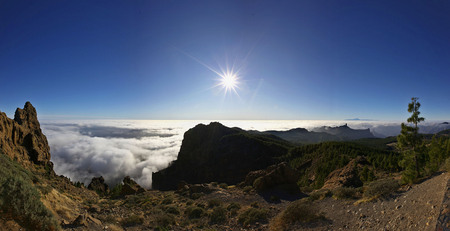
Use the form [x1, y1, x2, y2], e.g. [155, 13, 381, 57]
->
[0, 102, 52, 169]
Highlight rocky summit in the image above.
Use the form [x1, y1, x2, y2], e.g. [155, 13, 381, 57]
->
[152, 122, 292, 190]
[0, 102, 52, 169]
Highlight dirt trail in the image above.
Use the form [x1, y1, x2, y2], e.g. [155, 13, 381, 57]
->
[308, 172, 449, 230]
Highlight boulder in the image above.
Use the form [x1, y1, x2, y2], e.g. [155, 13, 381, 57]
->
[0, 102, 53, 169]
[244, 162, 299, 192]
[322, 157, 366, 190]
[120, 176, 145, 196]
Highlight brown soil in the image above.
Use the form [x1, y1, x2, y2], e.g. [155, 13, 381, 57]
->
[303, 172, 449, 230]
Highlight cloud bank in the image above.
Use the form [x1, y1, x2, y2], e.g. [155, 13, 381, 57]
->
[41, 120, 450, 189]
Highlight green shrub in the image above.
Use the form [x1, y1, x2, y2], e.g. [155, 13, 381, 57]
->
[109, 183, 123, 198]
[163, 205, 180, 215]
[238, 207, 268, 226]
[243, 186, 253, 193]
[185, 206, 205, 219]
[363, 178, 399, 198]
[0, 154, 59, 231]
[207, 199, 222, 208]
[445, 157, 450, 172]
[332, 187, 359, 199]
[227, 202, 241, 216]
[270, 199, 322, 230]
[121, 214, 144, 226]
[209, 206, 227, 224]
[308, 189, 332, 201]
[154, 213, 175, 228]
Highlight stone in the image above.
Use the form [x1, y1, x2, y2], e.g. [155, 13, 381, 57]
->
[322, 156, 365, 190]
[120, 176, 146, 196]
[245, 162, 299, 192]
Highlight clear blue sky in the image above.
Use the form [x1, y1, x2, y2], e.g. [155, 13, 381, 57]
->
[1, 0, 449, 120]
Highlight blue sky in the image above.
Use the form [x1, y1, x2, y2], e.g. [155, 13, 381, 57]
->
[0, 0, 449, 120]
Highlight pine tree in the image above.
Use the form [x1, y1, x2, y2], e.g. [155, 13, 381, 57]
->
[397, 97, 425, 184]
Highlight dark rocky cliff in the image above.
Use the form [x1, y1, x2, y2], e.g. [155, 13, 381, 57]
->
[152, 122, 291, 190]
[0, 102, 52, 169]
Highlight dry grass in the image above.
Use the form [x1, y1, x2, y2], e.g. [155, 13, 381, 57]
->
[270, 199, 323, 231]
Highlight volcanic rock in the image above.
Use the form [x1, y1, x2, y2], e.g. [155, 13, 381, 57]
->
[322, 156, 367, 190]
[0, 102, 52, 169]
[88, 176, 109, 195]
[244, 162, 299, 191]
[120, 176, 146, 196]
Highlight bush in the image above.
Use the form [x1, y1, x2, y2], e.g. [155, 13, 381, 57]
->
[163, 205, 180, 215]
[154, 213, 175, 228]
[227, 202, 241, 216]
[270, 199, 322, 230]
[308, 189, 332, 201]
[243, 186, 253, 193]
[445, 157, 450, 172]
[238, 207, 268, 226]
[207, 199, 222, 208]
[209, 206, 227, 224]
[109, 183, 123, 198]
[332, 187, 359, 199]
[219, 183, 228, 189]
[185, 206, 205, 219]
[363, 178, 399, 198]
[0, 154, 59, 231]
[121, 214, 144, 226]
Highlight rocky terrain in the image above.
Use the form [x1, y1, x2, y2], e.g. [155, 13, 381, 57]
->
[1, 102, 450, 231]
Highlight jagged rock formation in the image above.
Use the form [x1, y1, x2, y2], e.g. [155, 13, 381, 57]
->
[88, 176, 109, 195]
[311, 124, 375, 140]
[120, 176, 146, 196]
[322, 156, 367, 190]
[152, 122, 291, 190]
[263, 124, 375, 144]
[0, 102, 52, 169]
[243, 162, 299, 192]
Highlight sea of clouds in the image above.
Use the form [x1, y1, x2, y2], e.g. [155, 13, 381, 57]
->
[41, 120, 450, 189]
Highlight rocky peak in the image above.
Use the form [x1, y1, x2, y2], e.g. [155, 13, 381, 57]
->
[0, 102, 52, 169]
[14, 101, 40, 130]
[152, 122, 290, 190]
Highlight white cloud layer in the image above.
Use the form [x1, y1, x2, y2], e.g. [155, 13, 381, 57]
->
[41, 120, 450, 189]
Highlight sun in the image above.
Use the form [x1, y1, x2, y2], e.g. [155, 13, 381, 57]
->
[217, 70, 240, 95]
[220, 72, 238, 90]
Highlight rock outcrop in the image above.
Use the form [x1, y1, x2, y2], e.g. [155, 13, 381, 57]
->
[152, 122, 291, 190]
[311, 124, 375, 140]
[88, 176, 109, 195]
[0, 102, 52, 169]
[244, 162, 299, 192]
[120, 176, 146, 196]
[322, 157, 367, 190]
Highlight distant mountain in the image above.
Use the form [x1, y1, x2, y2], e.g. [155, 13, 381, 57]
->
[262, 124, 375, 144]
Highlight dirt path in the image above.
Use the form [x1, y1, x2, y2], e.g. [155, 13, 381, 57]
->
[308, 172, 449, 230]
